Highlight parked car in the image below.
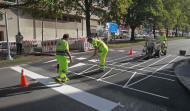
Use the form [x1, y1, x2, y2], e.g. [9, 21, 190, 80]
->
[135, 34, 143, 38]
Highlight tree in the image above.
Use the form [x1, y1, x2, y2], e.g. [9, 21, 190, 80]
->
[124, 0, 155, 41]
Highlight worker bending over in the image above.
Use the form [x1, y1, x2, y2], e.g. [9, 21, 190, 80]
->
[88, 38, 108, 72]
[55, 34, 73, 83]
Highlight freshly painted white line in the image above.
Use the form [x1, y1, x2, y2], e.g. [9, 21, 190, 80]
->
[152, 56, 180, 74]
[128, 58, 153, 68]
[142, 69, 176, 77]
[139, 55, 171, 70]
[76, 57, 87, 60]
[72, 70, 169, 99]
[69, 63, 86, 69]
[43, 59, 70, 64]
[108, 52, 141, 63]
[89, 59, 99, 63]
[82, 63, 175, 82]
[128, 56, 180, 87]
[11, 66, 119, 111]
[84, 68, 99, 74]
[43, 59, 57, 63]
[101, 71, 124, 80]
[100, 79, 169, 99]
[123, 72, 137, 88]
[126, 87, 169, 99]
[79, 65, 97, 75]
[98, 69, 113, 80]
[118, 50, 126, 52]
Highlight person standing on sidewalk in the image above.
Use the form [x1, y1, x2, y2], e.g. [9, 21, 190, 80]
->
[55, 34, 73, 83]
[15, 32, 23, 55]
[88, 38, 108, 72]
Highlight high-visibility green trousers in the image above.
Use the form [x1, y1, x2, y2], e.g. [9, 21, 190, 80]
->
[99, 47, 108, 71]
[56, 55, 68, 82]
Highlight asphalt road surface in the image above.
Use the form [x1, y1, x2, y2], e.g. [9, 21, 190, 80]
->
[0, 39, 190, 111]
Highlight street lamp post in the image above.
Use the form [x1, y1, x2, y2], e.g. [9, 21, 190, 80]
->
[16, 0, 20, 34]
[5, 12, 13, 60]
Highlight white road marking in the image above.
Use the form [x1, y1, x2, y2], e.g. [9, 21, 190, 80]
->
[118, 50, 126, 52]
[98, 69, 113, 81]
[43, 59, 57, 64]
[139, 55, 171, 70]
[69, 68, 169, 99]
[128, 58, 153, 68]
[101, 71, 124, 80]
[43, 59, 71, 64]
[123, 72, 137, 88]
[11, 66, 119, 111]
[142, 69, 176, 77]
[69, 63, 86, 69]
[89, 59, 99, 63]
[87, 63, 175, 82]
[76, 57, 87, 60]
[128, 56, 180, 87]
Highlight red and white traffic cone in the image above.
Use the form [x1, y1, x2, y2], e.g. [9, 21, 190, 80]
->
[129, 46, 133, 55]
[19, 69, 29, 87]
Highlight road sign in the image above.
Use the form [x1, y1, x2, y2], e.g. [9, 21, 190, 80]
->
[109, 23, 117, 33]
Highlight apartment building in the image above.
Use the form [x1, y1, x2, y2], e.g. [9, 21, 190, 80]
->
[0, 1, 104, 41]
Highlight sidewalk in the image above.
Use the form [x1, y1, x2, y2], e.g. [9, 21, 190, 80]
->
[174, 58, 190, 92]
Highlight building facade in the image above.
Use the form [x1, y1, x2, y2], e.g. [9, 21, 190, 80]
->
[0, 6, 104, 42]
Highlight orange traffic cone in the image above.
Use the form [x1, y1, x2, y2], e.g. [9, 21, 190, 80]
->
[19, 69, 29, 87]
[129, 46, 133, 55]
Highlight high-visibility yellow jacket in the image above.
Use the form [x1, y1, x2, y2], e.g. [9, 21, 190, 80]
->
[56, 39, 69, 56]
[92, 39, 108, 51]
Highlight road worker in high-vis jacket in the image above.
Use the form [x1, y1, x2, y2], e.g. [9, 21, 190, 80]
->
[158, 31, 167, 52]
[55, 34, 73, 83]
[88, 38, 108, 72]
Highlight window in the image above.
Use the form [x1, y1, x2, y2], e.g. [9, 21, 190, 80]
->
[98, 21, 101, 25]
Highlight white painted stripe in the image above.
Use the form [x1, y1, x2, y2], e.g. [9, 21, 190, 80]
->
[43, 59, 70, 64]
[11, 66, 119, 111]
[123, 72, 137, 88]
[43, 59, 57, 63]
[76, 57, 87, 60]
[139, 55, 171, 70]
[71, 69, 169, 99]
[98, 69, 113, 80]
[69, 63, 86, 69]
[89, 59, 99, 63]
[129, 58, 153, 68]
[118, 50, 126, 52]
[128, 56, 180, 87]
[101, 71, 124, 80]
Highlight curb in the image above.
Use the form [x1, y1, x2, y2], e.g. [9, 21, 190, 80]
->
[174, 59, 190, 92]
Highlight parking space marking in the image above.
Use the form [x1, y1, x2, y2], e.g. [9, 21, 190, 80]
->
[76, 57, 87, 60]
[123, 72, 137, 88]
[128, 56, 180, 87]
[139, 55, 171, 70]
[11, 66, 119, 111]
[101, 71, 124, 80]
[98, 69, 113, 80]
[85, 63, 175, 82]
[69, 63, 86, 69]
[128, 58, 153, 68]
[142, 69, 176, 77]
[72, 70, 169, 99]
[43, 59, 57, 64]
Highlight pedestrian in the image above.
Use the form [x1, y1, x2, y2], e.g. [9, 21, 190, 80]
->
[88, 38, 108, 72]
[55, 34, 73, 83]
[15, 32, 23, 55]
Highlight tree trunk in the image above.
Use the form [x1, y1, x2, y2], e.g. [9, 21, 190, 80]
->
[131, 27, 136, 41]
[85, 0, 91, 38]
[166, 28, 169, 37]
[175, 27, 178, 37]
[153, 25, 155, 38]
[182, 31, 184, 37]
